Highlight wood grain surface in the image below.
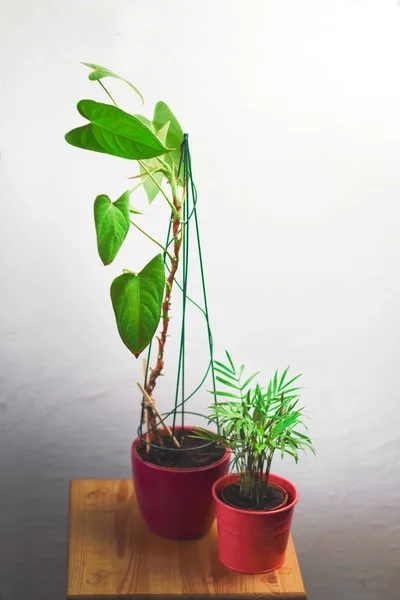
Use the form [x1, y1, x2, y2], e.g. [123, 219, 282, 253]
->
[67, 479, 306, 599]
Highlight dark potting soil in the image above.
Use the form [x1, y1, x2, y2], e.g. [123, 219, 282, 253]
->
[222, 481, 288, 511]
[137, 429, 226, 468]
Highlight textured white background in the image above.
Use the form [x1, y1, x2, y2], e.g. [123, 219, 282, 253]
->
[1, 1, 400, 598]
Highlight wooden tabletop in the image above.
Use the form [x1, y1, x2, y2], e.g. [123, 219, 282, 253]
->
[67, 479, 306, 599]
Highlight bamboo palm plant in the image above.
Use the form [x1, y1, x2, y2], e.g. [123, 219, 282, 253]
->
[194, 352, 315, 508]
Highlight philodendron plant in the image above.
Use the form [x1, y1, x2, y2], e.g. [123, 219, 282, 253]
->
[65, 63, 187, 442]
[195, 352, 315, 508]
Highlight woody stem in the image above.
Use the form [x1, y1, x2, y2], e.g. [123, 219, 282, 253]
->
[145, 168, 183, 433]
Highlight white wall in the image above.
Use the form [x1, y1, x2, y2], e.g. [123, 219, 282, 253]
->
[1, 1, 400, 598]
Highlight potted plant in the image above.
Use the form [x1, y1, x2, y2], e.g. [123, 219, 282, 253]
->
[65, 63, 230, 539]
[194, 352, 315, 573]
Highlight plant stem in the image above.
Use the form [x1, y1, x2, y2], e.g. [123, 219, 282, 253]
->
[129, 176, 149, 194]
[168, 167, 181, 208]
[138, 161, 178, 216]
[257, 455, 264, 508]
[265, 451, 274, 490]
[128, 171, 150, 180]
[156, 156, 173, 175]
[136, 382, 181, 448]
[130, 220, 174, 262]
[145, 170, 183, 400]
[98, 80, 118, 107]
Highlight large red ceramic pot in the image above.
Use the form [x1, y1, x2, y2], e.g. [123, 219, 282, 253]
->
[132, 427, 231, 540]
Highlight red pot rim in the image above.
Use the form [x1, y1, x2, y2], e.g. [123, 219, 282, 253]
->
[132, 426, 231, 474]
[212, 473, 299, 515]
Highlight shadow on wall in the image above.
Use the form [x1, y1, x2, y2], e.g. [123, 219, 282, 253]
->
[297, 512, 399, 600]
[0, 423, 134, 600]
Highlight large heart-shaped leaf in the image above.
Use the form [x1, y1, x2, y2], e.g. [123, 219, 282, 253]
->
[65, 100, 170, 160]
[153, 101, 184, 174]
[82, 62, 144, 104]
[94, 191, 131, 265]
[110, 254, 165, 357]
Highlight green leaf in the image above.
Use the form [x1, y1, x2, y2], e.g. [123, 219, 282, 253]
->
[65, 100, 170, 160]
[240, 371, 261, 391]
[273, 370, 278, 395]
[153, 102, 182, 146]
[82, 62, 144, 104]
[139, 158, 164, 203]
[94, 191, 130, 265]
[214, 360, 235, 374]
[135, 117, 169, 203]
[133, 114, 152, 128]
[277, 387, 301, 398]
[154, 121, 170, 147]
[235, 420, 244, 435]
[215, 376, 241, 390]
[213, 367, 238, 381]
[286, 439, 299, 463]
[153, 101, 183, 173]
[278, 366, 290, 390]
[292, 430, 312, 441]
[225, 350, 236, 373]
[280, 439, 286, 459]
[280, 373, 302, 391]
[209, 390, 241, 399]
[110, 254, 165, 357]
[190, 428, 225, 445]
[130, 205, 143, 215]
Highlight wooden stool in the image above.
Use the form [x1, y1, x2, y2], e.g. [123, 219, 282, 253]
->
[67, 479, 307, 599]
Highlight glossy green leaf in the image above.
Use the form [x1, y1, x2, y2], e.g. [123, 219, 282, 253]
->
[82, 62, 144, 104]
[94, 191, 130, 265]
[65, 100, 170, 160]
[153, 101, 184, 173]
[110, 254, 165, 357]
